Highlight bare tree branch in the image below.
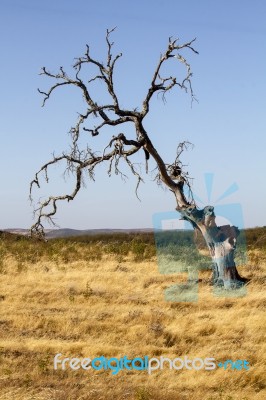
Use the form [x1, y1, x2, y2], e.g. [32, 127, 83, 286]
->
[30, 30, 199, 237]
[141, 37, 198, 117]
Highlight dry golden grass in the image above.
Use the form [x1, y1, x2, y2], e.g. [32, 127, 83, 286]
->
[0, 233, 265, 400]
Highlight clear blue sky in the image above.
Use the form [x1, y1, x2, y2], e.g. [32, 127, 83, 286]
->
[1, 0, 265, 230]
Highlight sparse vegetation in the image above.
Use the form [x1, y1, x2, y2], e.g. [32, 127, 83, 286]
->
[0, 228, 265, 399]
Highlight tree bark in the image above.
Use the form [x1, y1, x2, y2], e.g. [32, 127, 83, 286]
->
[179, 205, 247, 289]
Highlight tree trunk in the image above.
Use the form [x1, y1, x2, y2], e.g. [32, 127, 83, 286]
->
[178, 205, 247, 289]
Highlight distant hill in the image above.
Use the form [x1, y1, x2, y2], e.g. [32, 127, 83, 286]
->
[3, 227, 266, 247]
[2, 228, 154, 239]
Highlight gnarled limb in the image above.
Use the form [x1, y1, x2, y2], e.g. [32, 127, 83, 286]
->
[31, 29, 197, 237]
[30, 29, 246, 289]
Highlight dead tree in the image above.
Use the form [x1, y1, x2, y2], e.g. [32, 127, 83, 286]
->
[30, 28, 247, 289]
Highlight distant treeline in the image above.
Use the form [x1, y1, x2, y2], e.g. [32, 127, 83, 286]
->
[0, 227, 265, 271]
[47, 226, 266, 249]
[1, 226, 266, 247]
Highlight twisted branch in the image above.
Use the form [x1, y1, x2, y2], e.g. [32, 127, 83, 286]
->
[30, 29, 198, 237]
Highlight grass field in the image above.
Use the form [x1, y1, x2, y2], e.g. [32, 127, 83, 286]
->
[0, 228, 265, 399]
